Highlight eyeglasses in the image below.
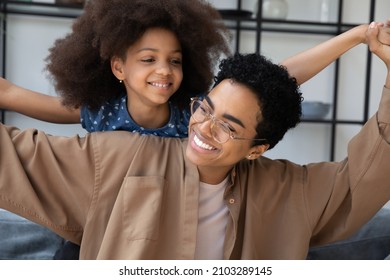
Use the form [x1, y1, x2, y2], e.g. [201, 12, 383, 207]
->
[190, 98, 267, 144]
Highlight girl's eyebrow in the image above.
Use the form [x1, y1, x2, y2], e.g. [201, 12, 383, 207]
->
[137, 48, 182, 53]
[204, 95, 246, 128]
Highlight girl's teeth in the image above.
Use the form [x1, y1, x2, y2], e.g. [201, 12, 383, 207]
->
[151, 82, 169, 88]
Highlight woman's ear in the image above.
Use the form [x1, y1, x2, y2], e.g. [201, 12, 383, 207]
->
[246, 144, 269, 160]
[111, 56, 125, 81]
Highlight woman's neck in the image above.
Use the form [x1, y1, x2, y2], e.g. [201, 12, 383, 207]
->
[197, 165, 232, 185]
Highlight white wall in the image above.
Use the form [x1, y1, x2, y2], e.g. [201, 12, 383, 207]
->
[4, 14, 85, 136]
[3, 0, 390, 165]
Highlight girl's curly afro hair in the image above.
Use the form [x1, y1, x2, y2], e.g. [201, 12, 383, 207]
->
[213, 53, 303, 150]
[45, 0, 231, 110]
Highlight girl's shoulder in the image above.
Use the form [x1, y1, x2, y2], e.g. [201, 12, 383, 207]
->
[80, 94, 128, 132]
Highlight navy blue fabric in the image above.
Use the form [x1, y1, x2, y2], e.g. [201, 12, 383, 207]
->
[80, 94, 190, 137]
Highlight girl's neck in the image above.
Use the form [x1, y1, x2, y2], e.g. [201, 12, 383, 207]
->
[127, 101, 170, 129]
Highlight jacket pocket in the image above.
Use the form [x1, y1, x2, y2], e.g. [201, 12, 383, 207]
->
[122, 176, 165, 241]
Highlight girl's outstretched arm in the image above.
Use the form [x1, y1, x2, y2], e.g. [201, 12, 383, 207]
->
[283, 20, 390, 85]
[0, 77, 80, 124]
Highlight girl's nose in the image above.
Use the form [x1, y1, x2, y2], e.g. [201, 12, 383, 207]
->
[155, 62, 172, 75]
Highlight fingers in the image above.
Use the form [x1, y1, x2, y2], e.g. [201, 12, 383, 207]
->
[367, 22, 390, 69]
[378, 19, 390, 45]
[367, 22, 380, 52]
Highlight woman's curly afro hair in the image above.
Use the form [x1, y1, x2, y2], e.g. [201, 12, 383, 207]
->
[213, 53, 303, 150]
[45, 0, 231, 110]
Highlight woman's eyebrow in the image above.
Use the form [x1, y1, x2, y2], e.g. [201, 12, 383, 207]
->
[204, 95, 215, 110]
[204, 96, 245, 128]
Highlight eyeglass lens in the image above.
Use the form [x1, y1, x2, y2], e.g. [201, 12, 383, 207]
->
[191, 100, 231, 143]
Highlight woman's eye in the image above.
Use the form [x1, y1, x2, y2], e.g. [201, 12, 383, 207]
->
[199, 105, 208, 115]
[222, 121, 236, 133]
[227, 125, 236, 133]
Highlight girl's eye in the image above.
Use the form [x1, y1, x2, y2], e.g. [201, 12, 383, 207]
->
[171, 58, 182, 65]
[141, 58, 155, 63]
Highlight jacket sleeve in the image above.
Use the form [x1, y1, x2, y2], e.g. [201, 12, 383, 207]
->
[304, 86, 390, 246]
[0, 125, 98, 242]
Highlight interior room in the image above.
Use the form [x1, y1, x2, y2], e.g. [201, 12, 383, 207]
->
[1, 0, 390, 264]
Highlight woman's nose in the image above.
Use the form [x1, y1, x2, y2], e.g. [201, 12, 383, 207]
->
[196, 118, 214, 138]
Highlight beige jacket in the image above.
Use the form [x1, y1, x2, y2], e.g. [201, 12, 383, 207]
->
[1, 87, 390, 260]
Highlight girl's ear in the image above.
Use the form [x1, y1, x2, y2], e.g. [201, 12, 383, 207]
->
[245, 144, 269, 160]
[111, 56, 125, 81]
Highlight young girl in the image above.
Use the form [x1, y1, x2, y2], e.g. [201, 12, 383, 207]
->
[7, 0, 231, 136]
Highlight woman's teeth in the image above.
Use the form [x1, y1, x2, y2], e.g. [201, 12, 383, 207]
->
[194, 134, 215, 150]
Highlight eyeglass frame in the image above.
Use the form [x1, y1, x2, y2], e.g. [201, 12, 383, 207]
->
[189, 97, 268, 144]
